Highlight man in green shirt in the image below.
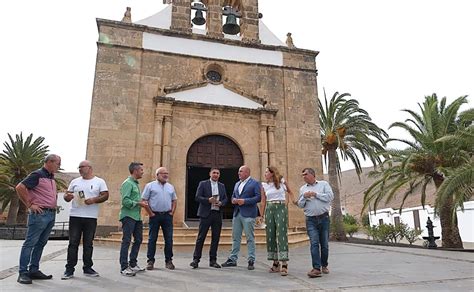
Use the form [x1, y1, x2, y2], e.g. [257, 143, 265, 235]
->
[119, 162, 149, 276]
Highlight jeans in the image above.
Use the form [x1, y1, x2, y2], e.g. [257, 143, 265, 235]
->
[65, 216, 97, 273]
[147, 213, 173, 263]
[229, 213, 256, 262]
[193, 211, 222, 262]
[19, 211, 55, 274]
[119, 216, 143, 271]
[306, 214, 330, 269]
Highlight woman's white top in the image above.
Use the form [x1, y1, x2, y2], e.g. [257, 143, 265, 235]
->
[262, 178, 287, 201]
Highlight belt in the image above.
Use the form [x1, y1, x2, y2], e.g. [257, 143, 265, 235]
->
[41, 208, 57, 212]
[310, 212, 329, 219]
[153, 211, 171, 215]
[267, 200, 286, 204]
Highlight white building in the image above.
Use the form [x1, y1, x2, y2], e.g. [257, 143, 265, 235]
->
[368, 201, 474, 243]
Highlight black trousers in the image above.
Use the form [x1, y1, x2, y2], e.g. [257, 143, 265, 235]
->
[65, 216, 97, 272]
[193, 211, 223, 262]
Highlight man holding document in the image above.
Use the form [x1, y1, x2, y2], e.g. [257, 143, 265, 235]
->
[62, 160, 109, 279]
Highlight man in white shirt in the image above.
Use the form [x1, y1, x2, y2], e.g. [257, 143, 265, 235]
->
[190, 167, 228, 269]
[62, 160, 109, 279]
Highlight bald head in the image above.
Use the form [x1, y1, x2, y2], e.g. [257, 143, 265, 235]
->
[238, 165, 250, 181]
[78, 160, 94, 179]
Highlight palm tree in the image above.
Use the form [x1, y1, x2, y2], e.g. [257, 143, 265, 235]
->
[0, 133, 49, 225]
[319, 91, 388, 240]
[363, 94, 472, 248]
[435, 118, 474, 221]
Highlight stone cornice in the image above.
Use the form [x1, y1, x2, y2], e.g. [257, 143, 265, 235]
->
[162, 81, 267, 106]
[96, 18, 319, 57]
[163, 81, 208, 94]
[153, 96, 278, 115]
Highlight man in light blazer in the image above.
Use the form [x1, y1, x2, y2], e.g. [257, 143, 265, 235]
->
[221, 165, 261, 270]
[190, 167, 228, 269]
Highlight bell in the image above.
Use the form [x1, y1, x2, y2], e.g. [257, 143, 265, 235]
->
[222, 14, 240, 35]
[192, 9, 206, 25]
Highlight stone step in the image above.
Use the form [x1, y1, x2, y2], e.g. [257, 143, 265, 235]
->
[106, 231, 308, 242]
[94, 237, 310, 249]
[95, 227, 309, 248]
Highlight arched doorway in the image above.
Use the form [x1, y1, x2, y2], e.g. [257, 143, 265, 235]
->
[186, 135, 243, 221]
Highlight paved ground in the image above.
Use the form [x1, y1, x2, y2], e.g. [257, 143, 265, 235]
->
[0, 239, 473, 291]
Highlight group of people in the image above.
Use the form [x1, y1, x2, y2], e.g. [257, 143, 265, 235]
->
[14, 154, 334, 285]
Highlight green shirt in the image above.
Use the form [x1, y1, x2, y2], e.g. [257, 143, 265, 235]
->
[119, 176, 142, 221]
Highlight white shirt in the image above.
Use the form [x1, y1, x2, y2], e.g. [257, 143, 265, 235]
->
[238, 177, 251, 194]
[262, 178, 287, 201]
[68, 176, 108, 219]
[210, 179, 220, 210]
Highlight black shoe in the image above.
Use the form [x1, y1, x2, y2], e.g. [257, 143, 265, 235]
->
[221, 259, 237, 267]
[29, 270, 53, 280]
[189, 260, 199, 269]
[17, 274, 32, 284]
[209, 262, 221, 268]
[83, 267, 99, 277]
[61, 270, 74, 280]
[247, 260, 255, 270]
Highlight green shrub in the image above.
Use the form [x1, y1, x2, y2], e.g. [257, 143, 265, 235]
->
[402, 225, 423, 245]
[344, 223, 359, 238]
[343, 213, 358, 225]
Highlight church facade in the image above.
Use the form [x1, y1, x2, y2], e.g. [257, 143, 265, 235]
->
[87, 0, 322, 228]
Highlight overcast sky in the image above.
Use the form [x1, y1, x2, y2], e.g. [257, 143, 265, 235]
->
[1, 0, 473, 173]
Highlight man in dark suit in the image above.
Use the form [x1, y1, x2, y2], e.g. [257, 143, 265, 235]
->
[221, 165, 261, 270]
[190, 167, 228, 269]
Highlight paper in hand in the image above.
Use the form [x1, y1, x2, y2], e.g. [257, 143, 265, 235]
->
[74, 191, 86, 206]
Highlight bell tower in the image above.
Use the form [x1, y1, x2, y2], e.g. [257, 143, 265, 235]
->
[171, 0, 260, 43]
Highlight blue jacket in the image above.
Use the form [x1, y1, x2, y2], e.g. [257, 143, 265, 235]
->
[232, 177, 261, 218]
[195, 180, 228, 218]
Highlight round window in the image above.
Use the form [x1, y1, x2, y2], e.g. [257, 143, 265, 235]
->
[206, 70, 222, 83]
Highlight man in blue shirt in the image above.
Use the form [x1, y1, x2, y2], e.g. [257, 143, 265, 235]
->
[142, 167, 177, 270]
[297, 167, 334, 278]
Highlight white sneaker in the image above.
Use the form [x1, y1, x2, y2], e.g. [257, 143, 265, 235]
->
[130, 265, 145, 273]
[121, 267, 136, 277]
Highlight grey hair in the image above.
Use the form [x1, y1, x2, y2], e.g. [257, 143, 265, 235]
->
[44, 154, 60, 163]
[302, 167, 315, 176]
[129, 162, 143, 174]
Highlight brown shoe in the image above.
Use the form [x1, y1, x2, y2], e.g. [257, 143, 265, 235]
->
[146, 261, 154, 270]
[165, 261, 175, 270]
[269, 261, 280, 273]
[322, 266, 329, 274]
[307, 268, 322, 278]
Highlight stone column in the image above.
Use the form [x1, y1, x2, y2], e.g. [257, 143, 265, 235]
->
[267, 126, 276, 166]
[152, 112, 164, 171]
[206, 0, 223, 38]
[259, 125, 269, 179]
[171, 0, 192, 33]
[162, 115, 173, 168]
[240, 0, 259, 43]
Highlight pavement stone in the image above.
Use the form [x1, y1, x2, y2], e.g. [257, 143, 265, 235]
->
[0, 239, 473, 291]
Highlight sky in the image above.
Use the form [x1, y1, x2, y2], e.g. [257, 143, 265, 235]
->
[1, 0, 473, 173]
